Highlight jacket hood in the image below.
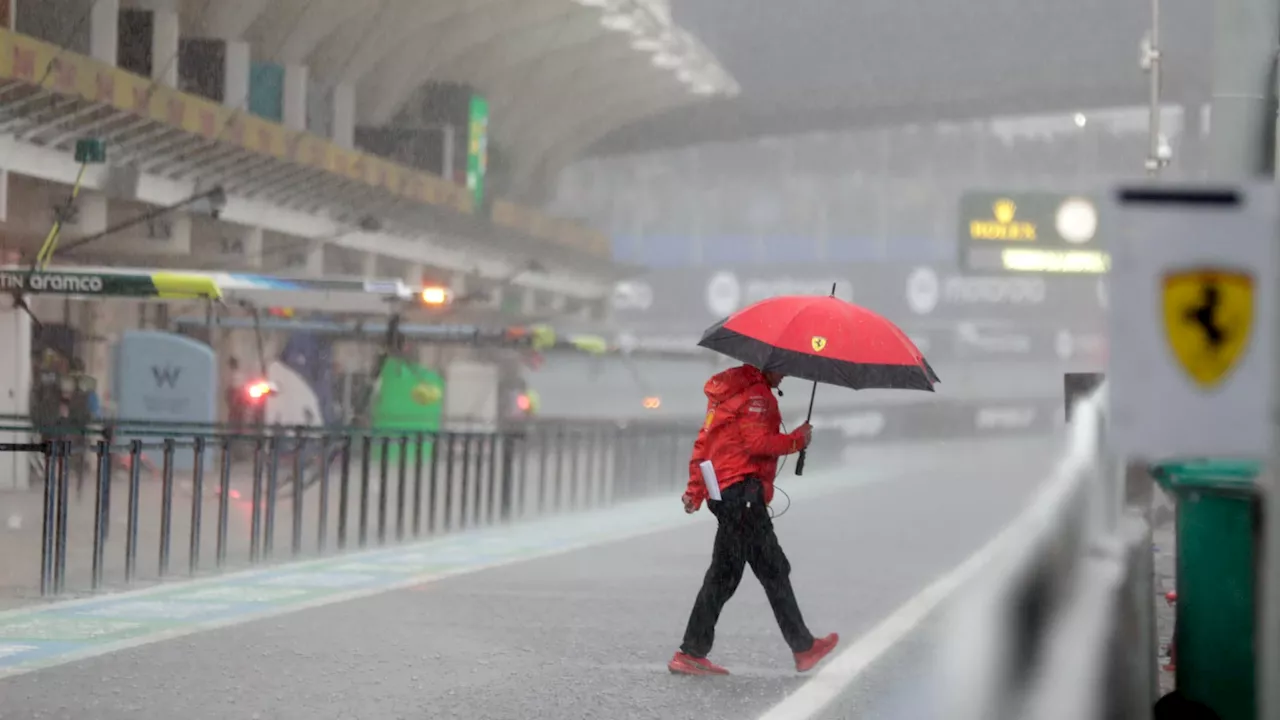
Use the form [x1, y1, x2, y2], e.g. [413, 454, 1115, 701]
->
[704, 365, 768, 403]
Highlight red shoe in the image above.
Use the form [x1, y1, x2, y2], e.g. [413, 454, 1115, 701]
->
[668, 651, 729, 676]
[795, 633, 840, 673]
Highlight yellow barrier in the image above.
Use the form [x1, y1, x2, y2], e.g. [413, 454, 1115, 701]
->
[0, 28, 612, 259]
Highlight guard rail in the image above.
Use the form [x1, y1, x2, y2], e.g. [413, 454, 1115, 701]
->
[935, 384, 1160, 719]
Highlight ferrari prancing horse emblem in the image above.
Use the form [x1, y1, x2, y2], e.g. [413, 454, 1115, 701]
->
[1162, 268, 1254, 389]
[811, 336, 828, 353]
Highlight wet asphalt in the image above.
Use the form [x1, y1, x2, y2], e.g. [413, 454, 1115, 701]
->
[0, 437, 1057, 720]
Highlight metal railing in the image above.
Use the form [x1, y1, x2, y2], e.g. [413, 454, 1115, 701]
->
[7, 420, 693, 598]
[934, 384, 1161, 719]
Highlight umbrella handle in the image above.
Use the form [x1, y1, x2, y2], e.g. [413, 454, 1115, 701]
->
[794, 379, 818, 477]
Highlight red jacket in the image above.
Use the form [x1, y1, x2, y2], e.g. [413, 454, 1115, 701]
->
[684, 365, 808, 507]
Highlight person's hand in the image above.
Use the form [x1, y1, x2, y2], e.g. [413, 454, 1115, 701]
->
[682, 492, 702, 514]
[794, 422, 813, 448]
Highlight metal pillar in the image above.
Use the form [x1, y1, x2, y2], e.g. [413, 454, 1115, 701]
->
[1203, 2, 1280, 718]
[1207, 0, 1280, 178]
[1142, 0, 1164, 177]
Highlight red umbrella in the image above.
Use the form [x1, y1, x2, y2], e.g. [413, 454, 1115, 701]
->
[698, 288, 938, 474]
[699, 295, 938, 391]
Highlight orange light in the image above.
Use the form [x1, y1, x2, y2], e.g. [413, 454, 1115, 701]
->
[246, 380, 274, 400]
[420, 286, 449, 305]
[516, 393, 532, 412]
[642, 396, 662, 410]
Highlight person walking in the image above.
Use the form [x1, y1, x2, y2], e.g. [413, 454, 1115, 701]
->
[669, 364, 839, 676]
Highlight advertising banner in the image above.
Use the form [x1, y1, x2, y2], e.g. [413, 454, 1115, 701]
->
[607, 263, 1108, 364]
[958, 191, 1106, 274]
[610, 263, 1106, 329]
[793, 395, 1062, 468]
[466, 94, 489, 208]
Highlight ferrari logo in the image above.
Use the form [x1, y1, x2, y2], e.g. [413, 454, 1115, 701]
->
[1162, 268, 1254, 389]
[811, 336, 828, 353]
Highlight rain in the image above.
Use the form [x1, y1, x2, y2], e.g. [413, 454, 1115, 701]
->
[0, 0, 1248, 718]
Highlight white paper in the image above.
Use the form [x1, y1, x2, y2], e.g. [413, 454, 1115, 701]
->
[699, 460, 722, 501]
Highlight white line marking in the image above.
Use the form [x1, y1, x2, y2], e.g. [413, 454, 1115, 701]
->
[756, 514, 1025, 720]
[0, 522, 679, 681]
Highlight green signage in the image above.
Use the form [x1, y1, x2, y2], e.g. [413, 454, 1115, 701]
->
[957, 191, 1108, 274]
[73, 138, 107, 164]
[372, 357, 443, 465]
[466, 94, 489, 209]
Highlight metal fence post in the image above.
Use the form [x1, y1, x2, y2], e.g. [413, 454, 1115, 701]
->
[537, 428, 549, 515]
[249, 438, 265, 562]
[291, 434, 306, 557]
[100, 426, 114, 542]
[585, 427, 599, 509]
[216, 437, 231, 568]
[189, 436, 205, 575]
[317, 435, 332, 552]
[90, 440, 109, 589]
[567, 429, 580, 512]
[443, 433, 456, 532]
[378, 436, 391, 544]
[460, 433, 473, 529]
[396, 435, 409, 541]
[427, 432, 440, 535]
[412, 432, 425, 536]
[500, 432, 515, 522]
[264, 434, 281, 559]
[338, 436, 352, 550]
[39, 440, 57, 596]
[74, 430, 86, 501]
[359, 434, 372, 547]
[608, 426, 624, 505]
[54, 440, 70, 595]
[158, 438, 175, 577]
[485, 433, 499, 525]
[125, 439, 142, 583]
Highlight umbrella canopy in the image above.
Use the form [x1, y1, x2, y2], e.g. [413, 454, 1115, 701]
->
[698, 295, 938, 392]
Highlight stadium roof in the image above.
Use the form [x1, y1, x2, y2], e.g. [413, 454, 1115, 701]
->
[588, 0, 1215, 155]
[180, 0, 737, 194]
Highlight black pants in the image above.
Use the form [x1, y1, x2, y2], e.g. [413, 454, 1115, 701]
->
[680, 478, 814, 658]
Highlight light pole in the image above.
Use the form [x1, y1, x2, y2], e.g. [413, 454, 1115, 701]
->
[1141, 0, 1167, 177]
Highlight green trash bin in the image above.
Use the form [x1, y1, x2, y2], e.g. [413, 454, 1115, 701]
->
[1152, 459, 1262, 720]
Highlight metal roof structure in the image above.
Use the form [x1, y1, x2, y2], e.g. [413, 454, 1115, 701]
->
[590, 0, 1214, 154]
[186, 0, 737, 195]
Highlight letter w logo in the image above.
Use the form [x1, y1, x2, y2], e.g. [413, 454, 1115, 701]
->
[152, 365, 181, 388]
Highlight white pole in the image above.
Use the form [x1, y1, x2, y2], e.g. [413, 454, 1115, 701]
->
[1143, 0, 1163, 177]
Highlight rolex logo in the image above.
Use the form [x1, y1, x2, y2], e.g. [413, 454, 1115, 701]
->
[993, 199, 1016, 224]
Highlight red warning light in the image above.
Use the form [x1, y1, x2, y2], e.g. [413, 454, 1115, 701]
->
[245, 380, 275, 402]
[516, 393, 532, 412]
